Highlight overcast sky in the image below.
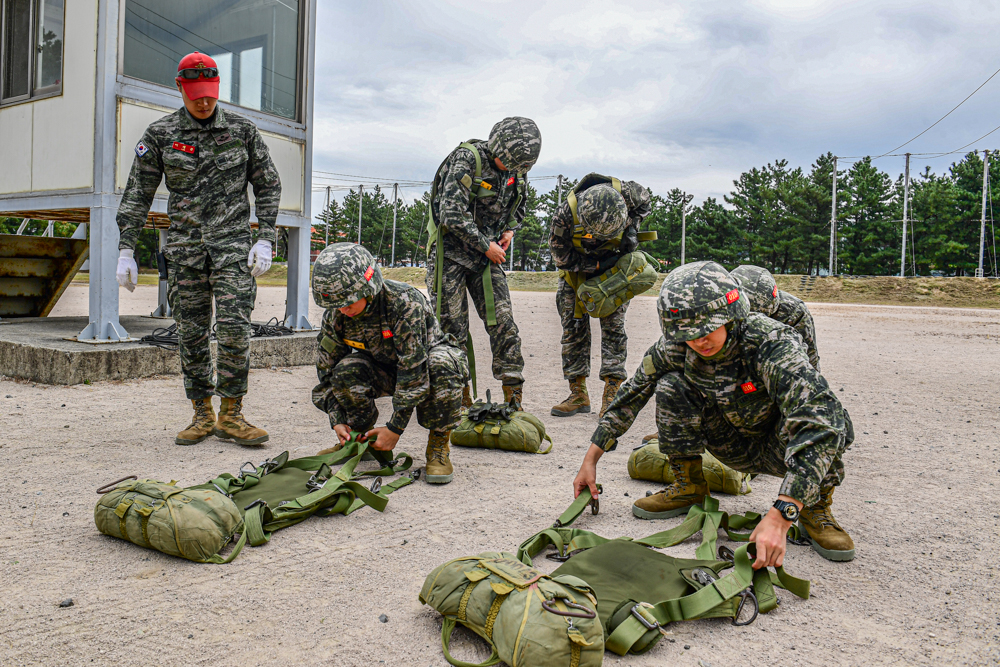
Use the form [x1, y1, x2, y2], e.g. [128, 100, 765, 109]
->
[310, 0, 1000, 213]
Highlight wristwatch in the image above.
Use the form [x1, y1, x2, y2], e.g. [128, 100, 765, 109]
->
[772, 499, 799, 522]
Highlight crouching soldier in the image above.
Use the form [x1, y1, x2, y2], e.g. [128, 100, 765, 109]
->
[311, 244, 469, 484]
[549, 174, 651, 418]
[574, 261, 856, 566]
[731, 265, 821, 370]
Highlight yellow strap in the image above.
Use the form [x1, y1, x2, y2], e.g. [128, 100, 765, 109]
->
[637, 230, 658, 242]
[560, 271, 586, 319]
[344, 338, 365, 350]
[484, 592, 509, 641]
[458, 579, 480, 622]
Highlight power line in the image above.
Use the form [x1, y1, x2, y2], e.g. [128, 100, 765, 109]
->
[870, 64, 1000, 159]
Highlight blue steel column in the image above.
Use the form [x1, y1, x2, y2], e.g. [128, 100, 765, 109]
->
[79, 0, 128, 341]
[281, 0, 317, 331]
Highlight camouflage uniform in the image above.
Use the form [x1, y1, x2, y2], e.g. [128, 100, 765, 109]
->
[425, 117, 541, 386]
[118, 107, 281, 399]
[550, 177, 651, 381]
[731, 265, 821, 370]
[311, 245, 468, 435]
[594, 262, 852, 508]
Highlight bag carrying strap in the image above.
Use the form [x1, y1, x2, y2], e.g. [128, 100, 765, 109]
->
[440, 617, 501, 667]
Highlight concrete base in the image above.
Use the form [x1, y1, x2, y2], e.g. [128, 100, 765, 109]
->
[0, 316, 317, 385]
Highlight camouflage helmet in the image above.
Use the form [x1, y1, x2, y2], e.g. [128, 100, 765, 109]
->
[730, 265, 779, 316]
[311, 243, 384, 309]
[577, 183, 628, 240]
[488, 116, 542, 173]
[657, 261, 749, 342]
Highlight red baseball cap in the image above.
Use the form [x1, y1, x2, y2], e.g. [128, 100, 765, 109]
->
[176, 52, 220, 101]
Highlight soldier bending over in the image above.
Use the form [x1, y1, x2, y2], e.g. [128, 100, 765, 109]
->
[311, 244, 469, 484]
[574, 261, 856, 566]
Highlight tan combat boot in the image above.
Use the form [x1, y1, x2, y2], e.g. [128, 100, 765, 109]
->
[502, 384, 523, 410]
[425, 430, 454, 484]
[798, 487, 856, 562]
[175, 398, 216, 446]
[461, 385, 473, 410]
[550, 377, 590, 417]
[214, 397, 269, 446]
[632, 455, 708, 519]
[600, 378, 625, 418]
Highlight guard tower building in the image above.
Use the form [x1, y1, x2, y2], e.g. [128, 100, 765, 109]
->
[0, 0, 316, 339]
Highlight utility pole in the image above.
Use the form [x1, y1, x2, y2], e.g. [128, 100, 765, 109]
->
[829, 156, 837, 275]
[357, 184, 363, 245]
[557, 175, 562, 205]
[680, 193, 694, 265]
[391, 183, 399, 267]
[979, 150, 989, 278]
[324, 186, 331, 247]
[900, 153, 910, 278]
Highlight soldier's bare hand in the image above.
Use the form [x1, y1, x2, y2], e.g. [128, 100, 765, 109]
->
[486, 242, 507, 264]
[333, 423, 351, 445]
[365, 426, 400, 452]
[498, 230, 514, 250]
[749, 508, 792, 570]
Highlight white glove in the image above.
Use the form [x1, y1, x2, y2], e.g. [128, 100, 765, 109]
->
[248, 240, 272, 277]
[116, 249, 138, 292]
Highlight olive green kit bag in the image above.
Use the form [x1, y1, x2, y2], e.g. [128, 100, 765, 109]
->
[419, 552, 605, 666]
[94, 434, 413, 562]
[451, 390, 553, 454]
[628, 442, 753, 495]
[564, 251, 659, 319]
[422, 491, 810, 664]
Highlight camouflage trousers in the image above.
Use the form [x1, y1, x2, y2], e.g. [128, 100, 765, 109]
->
[322, 346, 466, 433]
[556, 276, 628, 381]
[167, 258, 256, 400]
[426, 253, 524, 385]
[654, 372, 852, 506]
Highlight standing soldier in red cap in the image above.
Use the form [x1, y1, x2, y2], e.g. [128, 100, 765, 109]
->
[116, 52, 282, 447]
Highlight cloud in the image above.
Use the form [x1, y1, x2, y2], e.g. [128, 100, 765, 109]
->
[310, 0, 1000, 216]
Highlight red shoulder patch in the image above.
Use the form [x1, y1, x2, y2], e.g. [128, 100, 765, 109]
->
[741, 382, 757, 394]
[506, 176, 515, 186]
[382, 329, 393, 339]
[726, 289, 740, 304]
[364, 266, 375, 282]
[772, 286, 778, 298]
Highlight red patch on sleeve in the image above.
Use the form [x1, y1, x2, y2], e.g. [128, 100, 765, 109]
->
[364, 266, 375, 281]
[726, 289, 740, 304]
[772, 286, 778, 298]
[506, 176, 515, 186]
[172, 142, 196, 155]
[382, 329, 393, 339]
[741, 382, 757, 394]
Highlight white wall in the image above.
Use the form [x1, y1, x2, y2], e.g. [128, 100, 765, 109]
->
[0, 0, 97, 195]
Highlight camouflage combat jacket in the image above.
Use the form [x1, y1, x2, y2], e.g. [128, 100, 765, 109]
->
[592, 313, 851, 506]
[431, 140, 527, 272]
[312, 279, 454, 433]
[550, 180, 652, 275]
[117, 107, 282, 269]
[773, 290, 820, 370]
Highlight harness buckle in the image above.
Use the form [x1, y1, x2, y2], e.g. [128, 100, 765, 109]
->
[238, 461, 257, 478]
[370, 477, 382, 494]
[629, 603, 660, 630]
[717, 545, 736, 562]
[733, 589, 759, 626]
[243, 498, 268, 513]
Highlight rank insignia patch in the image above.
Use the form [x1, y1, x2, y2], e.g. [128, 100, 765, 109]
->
[741, 382, 757, 394]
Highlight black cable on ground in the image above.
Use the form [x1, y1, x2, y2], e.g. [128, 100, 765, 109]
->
[138, 318, 295, 350]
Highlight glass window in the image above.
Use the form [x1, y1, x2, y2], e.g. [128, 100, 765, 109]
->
[122, 0, 301, 121]
[0, 0, 63, 105]
[35, 0, 63, 90]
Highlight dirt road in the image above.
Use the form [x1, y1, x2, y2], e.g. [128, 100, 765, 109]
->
[3, 288, 998, 666]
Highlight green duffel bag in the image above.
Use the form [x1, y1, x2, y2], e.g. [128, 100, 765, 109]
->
[451, 390, 553, 454]
[94, 479, 246, 564]
[419, 551, 604, 667]
[627, 443, 752, 495]
[575, 251, 659, 318]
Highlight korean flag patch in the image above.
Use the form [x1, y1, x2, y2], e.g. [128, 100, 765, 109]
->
[135, 141, 149, 158]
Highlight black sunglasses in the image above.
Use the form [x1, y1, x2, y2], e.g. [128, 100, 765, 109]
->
[177, 67, 219, 80]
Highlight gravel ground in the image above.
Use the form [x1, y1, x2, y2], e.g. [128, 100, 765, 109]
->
[3, 287, 999, 666]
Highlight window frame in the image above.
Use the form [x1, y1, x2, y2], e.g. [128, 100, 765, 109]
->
[0, 0, 65, 107]
[116, 0, 306, 124]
